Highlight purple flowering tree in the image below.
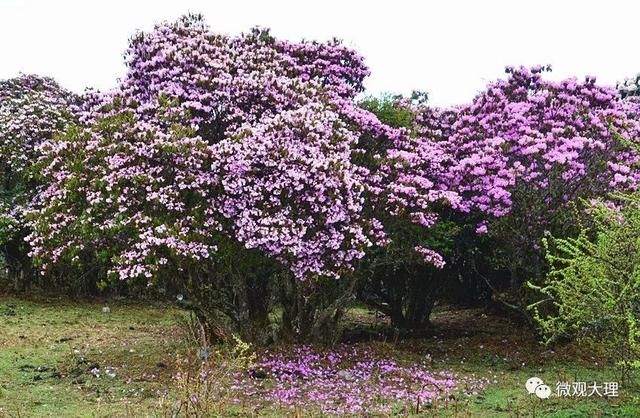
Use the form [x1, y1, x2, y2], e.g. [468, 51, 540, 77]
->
[28, 15, 414, 342]
[439, 66, 640, 312]
[354, 94, 466, 329]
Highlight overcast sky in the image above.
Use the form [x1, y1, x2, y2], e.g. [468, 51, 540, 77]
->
[1, 0, 639, 106]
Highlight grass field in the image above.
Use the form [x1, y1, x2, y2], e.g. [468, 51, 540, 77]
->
[0, 294, 638, 417]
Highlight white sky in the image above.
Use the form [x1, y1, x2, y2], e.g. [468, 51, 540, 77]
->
[1, 0, 639, 106]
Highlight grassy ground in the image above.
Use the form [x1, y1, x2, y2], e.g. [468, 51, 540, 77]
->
[0, 295, 638, 417]
[0, 294, 187, 417]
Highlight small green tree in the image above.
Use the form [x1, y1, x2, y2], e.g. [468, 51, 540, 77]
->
[529, 194, 640, 381]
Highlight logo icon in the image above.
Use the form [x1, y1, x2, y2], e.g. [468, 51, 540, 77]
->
[526, 377, 551, 399]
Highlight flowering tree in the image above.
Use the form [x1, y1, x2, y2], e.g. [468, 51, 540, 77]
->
[437, 66, 640, 311]
[0, 74, 77, 289]
[29, 96, 216, 280]
[31, 15, 446, 341]
[26, 14, 639, 340]
[354, 94, 465, 329]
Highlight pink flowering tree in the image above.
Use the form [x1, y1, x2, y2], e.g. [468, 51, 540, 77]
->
[28, 96, 221, 290]
[27, 15, 396, 342]
[0, 74, 78, 290]
[440, 66, 640, 313]
[354, 94, 468, 329]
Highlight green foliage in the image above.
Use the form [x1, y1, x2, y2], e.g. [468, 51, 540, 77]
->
[359, 93, 415, 129]
[0, 202, 17, 245]
[530, 193, 640, 380]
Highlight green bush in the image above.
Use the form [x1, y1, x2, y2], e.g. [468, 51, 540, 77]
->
[530, 193, 640, 380]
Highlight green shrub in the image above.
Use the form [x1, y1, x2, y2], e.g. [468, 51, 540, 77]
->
[529, 193, 640, 380]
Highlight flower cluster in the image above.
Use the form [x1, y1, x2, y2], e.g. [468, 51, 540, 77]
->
[31, 15, 448, 282]
[212, 103, 376, 278]
[0, 74, 78, 175]
[0, 74, 78, 244]
[20, 16, 640, 291]
[28, 97, 218, 279]
[352, 96, 460, 268]
[434, 66, 640, 224]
